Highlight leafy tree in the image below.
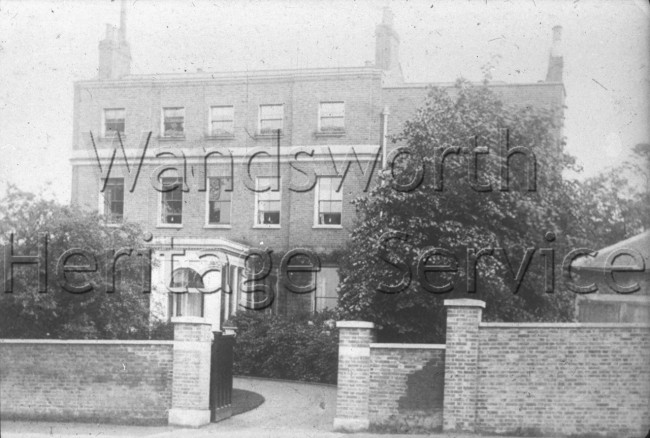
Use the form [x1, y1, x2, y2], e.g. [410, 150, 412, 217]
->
[0, 186, 156, 339]
[577, 143, 649, 241]
[336, 80, 607, 342]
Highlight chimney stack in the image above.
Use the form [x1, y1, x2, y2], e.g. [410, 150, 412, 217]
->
[545, 25, 563, 82]
[375, 7, 403, 84]
[98, 0, 131, 80]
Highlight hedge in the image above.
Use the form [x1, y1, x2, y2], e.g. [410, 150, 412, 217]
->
[227, 310, 338, 384]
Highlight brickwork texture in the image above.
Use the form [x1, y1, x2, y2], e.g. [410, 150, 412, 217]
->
[369, 346, 445, 430]
[442, 301, 484, 432]
[170, 320, 212, 413]
[334, 322, 376, 431]
[71, 74, 563, 257]
[336, 299, 650, 437]
[476, 324, 650, 437]
[0, 341, 173, 425]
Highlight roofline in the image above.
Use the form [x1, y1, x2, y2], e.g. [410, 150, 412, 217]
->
[382, 80, 566, 98]
[572, 230, 650, 270]
[383, 81, 565, 89]
[75, 66, 383, 87]
[74, 67, 565, 97]
[147, 236, 250, 257]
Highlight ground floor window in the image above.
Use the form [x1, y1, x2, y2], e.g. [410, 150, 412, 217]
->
[169, 267, 204, 317]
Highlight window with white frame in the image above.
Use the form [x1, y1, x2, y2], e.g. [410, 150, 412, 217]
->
[210, 106, 234, 136]
[255, 177, 281, 226]
[162, 107, 185, 137]
[104, 108, 125, 137]
[315, 176, 342, 226]
[101, 178, 124, 224]
[169, 268, 204, 317]
[319, 102, 345, 132]
[207, 177, 232, 225]
[160, 177, 183, 225]
[259, 104, 283, 134]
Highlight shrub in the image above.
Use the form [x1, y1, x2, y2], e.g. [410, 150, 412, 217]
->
[227, 309, 338, 384]
[149, 319, 174, 340]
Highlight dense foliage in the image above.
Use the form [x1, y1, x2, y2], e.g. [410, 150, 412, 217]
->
[228, 310, 338, 384]
[0, 186, 160, 339]
[578, 142, 649, 241]
[337, 80, 647, 343]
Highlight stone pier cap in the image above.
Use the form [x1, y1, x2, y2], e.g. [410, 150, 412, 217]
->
[336, 321, 376, 329]
[444, 299, 486, 308]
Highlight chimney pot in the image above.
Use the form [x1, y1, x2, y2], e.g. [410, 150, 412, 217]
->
[98, 4, 131, 79]
[119, 0, 127, 41]
[382, 7, 394, 26]
[551, 25, 562, 57]
[105, 24, 116, 40]
[545, 25, 563, 82]
[375, 7, 402, 84]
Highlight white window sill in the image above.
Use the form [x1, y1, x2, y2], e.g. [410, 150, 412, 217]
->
[157, 224, 183, 229]
[315, 130, 346, 138]
[205, 134, 235, 140]
[158, 136, 186, 141]
[255, 132, 284, 139]
[99, 135, 126, 141]
[312, 225, 343, 229]
[204, 224, 232, 229]
[253, 225, 281, 229]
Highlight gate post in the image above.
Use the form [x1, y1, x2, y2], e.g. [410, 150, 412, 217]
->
[442, 299, 485, 432]
[168, 316, 213, 427]
[333, 321, 376, 432]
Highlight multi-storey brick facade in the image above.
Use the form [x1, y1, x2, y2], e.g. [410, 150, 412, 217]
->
[70, 7, 565, 328]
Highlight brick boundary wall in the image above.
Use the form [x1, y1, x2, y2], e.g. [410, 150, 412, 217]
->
[335, 299, 650, 436]
[369, 344, 445, 431]
[443, 299, 650, 436]
[0, 339, 174, 425]
[474, 322, 650, 436]
[0, 317, 216, 427]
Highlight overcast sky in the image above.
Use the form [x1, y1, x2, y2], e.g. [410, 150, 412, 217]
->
[0, 0, 648, 202]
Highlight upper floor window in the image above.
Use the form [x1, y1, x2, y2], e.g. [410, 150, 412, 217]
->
[100, 177, 124, 224]
[319, 102, 345, 132]
[255, 177, 281, 227]
[206, 177, 232, 226]
[210, 106, 234, 136]
[104, 108, 125, 137]
[162, 107, 185, 138]
[315, 176, 342, 226]
[160, 177, 183, 225]
[259, 104, 283, 134]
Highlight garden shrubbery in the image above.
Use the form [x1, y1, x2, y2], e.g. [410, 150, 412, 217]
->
[227, 310, 338, 384]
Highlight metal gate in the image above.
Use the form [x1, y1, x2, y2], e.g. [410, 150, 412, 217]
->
[209, 331, 235, 422]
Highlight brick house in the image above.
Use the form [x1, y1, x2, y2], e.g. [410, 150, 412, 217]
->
[70, 7, 565, 330]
